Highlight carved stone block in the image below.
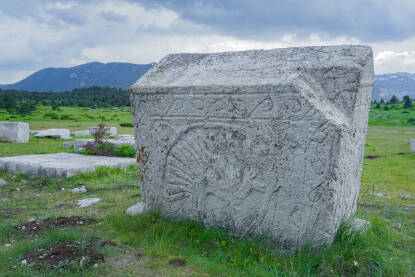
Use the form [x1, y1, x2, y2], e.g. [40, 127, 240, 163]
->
[0, 122, 29, 143]
[130, 45, 374, 252]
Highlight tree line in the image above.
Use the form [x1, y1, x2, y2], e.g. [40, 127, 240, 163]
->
[0, 87, 130, 114]
[372, 95, 413, 110]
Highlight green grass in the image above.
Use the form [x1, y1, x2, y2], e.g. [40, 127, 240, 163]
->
[0, 105, 134, 134]
[0, 107, 415, 275]
[369, 103, 415, 126]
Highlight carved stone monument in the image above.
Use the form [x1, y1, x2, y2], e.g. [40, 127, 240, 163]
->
[130, 45, 374, 251]
[0, 122, 29, 143]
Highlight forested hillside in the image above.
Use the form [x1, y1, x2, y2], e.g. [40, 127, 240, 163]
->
[0, 87, 129, 114]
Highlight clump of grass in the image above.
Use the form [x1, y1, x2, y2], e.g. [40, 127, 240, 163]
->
[107, 210, 406, 276]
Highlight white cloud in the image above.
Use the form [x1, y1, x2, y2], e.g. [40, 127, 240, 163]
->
[0, 0, 414, 84]
[0, 70, 34, 84]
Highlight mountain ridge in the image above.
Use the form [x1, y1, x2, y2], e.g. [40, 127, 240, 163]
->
[1, 63, 414, 100]
[0, 62, 155, 92]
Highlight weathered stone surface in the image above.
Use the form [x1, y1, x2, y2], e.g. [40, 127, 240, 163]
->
[0, 122, 29, 143]
[89, 126, 117, 136]
[73, 136, 136, 153]
[410, 139, 415, 152]
[76, 198, 100, 208]
[35, 129, 71, 139]
[130, 45, 374, 252]
[0, 178, 8, 186]
[71, 130, 90, 137]
[71, 186, 87, 194]
[126, 202, 146, 215]
[0, 153, 135, 177]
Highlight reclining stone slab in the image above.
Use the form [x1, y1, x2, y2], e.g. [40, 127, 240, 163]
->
[130, 45, 374, 252]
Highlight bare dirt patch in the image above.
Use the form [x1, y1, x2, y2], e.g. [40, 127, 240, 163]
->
[23, 241, 104, 269]
[115, 185, 138, 191]
[364, 155, 381, 160]
[168, 258, 187, 267]
[0, 207, 23, 218]
[100, 240, 117, 247]
[16, 216, 96, 235]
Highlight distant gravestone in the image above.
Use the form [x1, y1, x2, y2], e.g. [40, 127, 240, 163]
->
[0, 122, 29, 143]
[410, 139, 415, 152]
[35, 129, 71, 139]
[130, 45, 374, 252]
[71, 130, 90, 137]
[89, 126, 117, 136]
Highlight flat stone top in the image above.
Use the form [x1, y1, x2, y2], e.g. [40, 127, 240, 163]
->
[0, 122, 28, 126]
[0, 153, 135, 177]
[0, 153, 134, 167]
[132, 45, 373, 88]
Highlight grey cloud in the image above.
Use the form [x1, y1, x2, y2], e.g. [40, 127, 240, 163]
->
[134, 0, 415, 42]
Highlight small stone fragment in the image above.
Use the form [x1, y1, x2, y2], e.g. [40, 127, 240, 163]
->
[5, 243, 12, 247]
[371, 193, 391, 199]
[71, 186, 87, 194]
[126, 202, 145, 215]
[0, 178, 7, 186]
[400, 194, 412, 199]
[350, 218, 371, 234]
[76, 198, 101, 208]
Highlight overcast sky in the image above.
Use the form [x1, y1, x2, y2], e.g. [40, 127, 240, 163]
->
[1, 0, 415, 84]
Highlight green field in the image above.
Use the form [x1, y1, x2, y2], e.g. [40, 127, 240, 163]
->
[0, 106, 414, 276]
[369, 103, 415, 126]
[0, 105, 134, 134]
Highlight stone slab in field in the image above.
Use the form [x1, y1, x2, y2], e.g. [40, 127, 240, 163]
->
[130, 45, 374, 252]
[35, 129, 71, 139]
[71, 130, 90, 137]
[410, 139, 415, 152]
[0, 153, 135, 177]
[89, 126, 117, 136]
[0, 122, 29, 143]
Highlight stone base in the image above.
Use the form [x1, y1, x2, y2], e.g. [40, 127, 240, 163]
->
[0, 153, 135, 177]
[74, 136, 136, 152]
[71, 130, 90, 137]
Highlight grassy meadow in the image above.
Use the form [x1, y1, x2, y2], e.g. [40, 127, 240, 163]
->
[0, 105, 414, 276]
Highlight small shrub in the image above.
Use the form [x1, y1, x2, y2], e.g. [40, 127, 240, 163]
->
[119, 122, 133, 127]
[60, 114, 73, 120]
[115, 144, 136, 158]
[408, 118, 415, 124]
